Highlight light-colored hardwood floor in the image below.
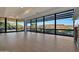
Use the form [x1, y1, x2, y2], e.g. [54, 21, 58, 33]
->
[0, 32, 79, 52]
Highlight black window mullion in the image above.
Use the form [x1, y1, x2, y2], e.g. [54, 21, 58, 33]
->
[5, 17, 7, 33]
[16, 19, 17, 32]
[36, 18, 37, 32]
[24, 20, 27, 32]
[43, 16, 45, 33]
[22, 20, 25, 31]
[55, 14, 56, 35]
[26, 21, 27, 31]
[30, 20, 31, 31]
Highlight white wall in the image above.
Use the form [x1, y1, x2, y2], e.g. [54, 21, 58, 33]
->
[73, 8, 79, 27]
[74, 7, 79, 20]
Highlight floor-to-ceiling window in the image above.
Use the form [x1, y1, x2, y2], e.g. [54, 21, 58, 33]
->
[17, 19, 24, 31]
[37, 17, 43, 32]
[7, 18, 16, 32]
[56, 10, 74, 36]
[30, 19, 36, 32]
[25, 9, 74, 36]
[26, 20, 31, 31]
[0, 18, 5, 33]
[0, 17, 24, 33]
[45, 15, 55, 34]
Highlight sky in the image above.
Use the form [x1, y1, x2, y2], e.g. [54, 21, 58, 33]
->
[56, 18, 73, 25]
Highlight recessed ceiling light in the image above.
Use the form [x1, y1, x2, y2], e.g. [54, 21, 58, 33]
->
[24, 9, 31, 14]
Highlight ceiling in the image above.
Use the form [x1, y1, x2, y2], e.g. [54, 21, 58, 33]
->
[0, 7, 75, 20]
[0, 7, 52, 19]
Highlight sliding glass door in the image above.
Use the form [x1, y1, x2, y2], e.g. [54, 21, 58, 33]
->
[17, 19, 24, 31]
[30, 19, 36, 32]
[0, 18, 5, 33]
[56, 10, 74, 36]
[7, 18, 16, 32]
[26, 20, 31, 31]
[37, 17, 43, 32]
[45, 15, 55, 34]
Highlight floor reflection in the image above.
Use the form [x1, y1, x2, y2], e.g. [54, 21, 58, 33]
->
[0, 32, 79, 52]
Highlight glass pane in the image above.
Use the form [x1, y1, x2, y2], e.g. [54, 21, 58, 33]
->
[7, 18, 16, 32]
[37, 17, 43, 32]
[56, 18, 73, 29]
[17, 19, 24, 31]
[26, 20, 31, 31]
[56, 10, 74, 36]
[0, 18, 5, 32]
[56, 29, 74, 36]
[45, 15, 55, 34]
[30, 19, 36, 32]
